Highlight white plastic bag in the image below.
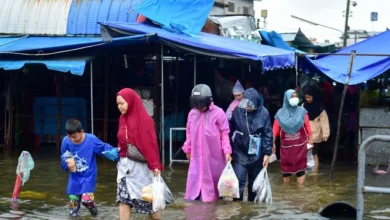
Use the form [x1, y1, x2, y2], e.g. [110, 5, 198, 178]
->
[217, 162, 240, 198]
[152, 175, 173, 211]
[268, 153, 277, 163]
[307, 149, 315, 171]
[253, 168, 272, 204]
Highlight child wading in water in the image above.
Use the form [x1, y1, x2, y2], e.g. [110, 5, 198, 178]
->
[61, 119, 119, 217]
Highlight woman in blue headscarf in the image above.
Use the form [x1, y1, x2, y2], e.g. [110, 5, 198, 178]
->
[272, 89, 312, 184]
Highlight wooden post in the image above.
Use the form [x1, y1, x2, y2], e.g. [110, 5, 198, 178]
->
[330, 50, 356, 180]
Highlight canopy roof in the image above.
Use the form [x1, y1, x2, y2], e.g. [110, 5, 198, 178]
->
[101, 22, 295, 73]
[301, 30, 390, 85]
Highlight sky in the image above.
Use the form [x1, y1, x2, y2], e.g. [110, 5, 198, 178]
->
[253, 0, 389, 44]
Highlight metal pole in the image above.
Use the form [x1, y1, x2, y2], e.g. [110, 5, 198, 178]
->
[194, 54, 197, 86]
[295, 53, 299, 86]
[56, 74, 62, 155]
[357, 135, 390, 220]
[169, 128, 172, 166]
[90, 61, 94, 134]
[343, 0, 351, 47]
[161, 44, 165, 164]
[330, 50, 356, 180]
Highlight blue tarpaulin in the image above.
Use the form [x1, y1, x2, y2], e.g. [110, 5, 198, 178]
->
[301, 30, 390, 85]
[0, 34, 154, 75]
[101, 22, 295, 72]
[0, 57, 91, 76]
[133, 0, 214, 36]
[0, 35, 154, 53]
[259, 31, 306, 54]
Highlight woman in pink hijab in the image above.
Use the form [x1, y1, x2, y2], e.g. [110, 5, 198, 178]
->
[183, 84, 232, 202]
[226, 80, 245, 121]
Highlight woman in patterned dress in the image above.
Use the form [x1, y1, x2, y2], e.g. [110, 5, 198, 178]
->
[116, 88, 163, 219]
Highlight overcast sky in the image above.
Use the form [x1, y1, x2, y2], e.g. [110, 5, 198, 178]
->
[254, 0, 389, 43]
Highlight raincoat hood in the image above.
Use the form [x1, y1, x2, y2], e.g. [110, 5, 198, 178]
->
[230, 88, 273, 166]
[242, 88, 262, 109]
[232, 80, 245, 95]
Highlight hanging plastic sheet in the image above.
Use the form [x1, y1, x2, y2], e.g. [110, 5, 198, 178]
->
[133, 0, 214, 36]
[16, 151, 34, 186]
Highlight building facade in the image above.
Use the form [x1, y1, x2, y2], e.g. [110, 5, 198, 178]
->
[211, 0, 254, 16]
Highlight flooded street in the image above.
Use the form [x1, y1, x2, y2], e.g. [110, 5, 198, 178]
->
[0, 154, 390, 219]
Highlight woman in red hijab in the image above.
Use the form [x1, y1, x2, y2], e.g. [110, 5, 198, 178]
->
[116, 88, 163, 220]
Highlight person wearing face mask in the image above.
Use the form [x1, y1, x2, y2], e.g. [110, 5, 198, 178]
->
[226, 80, 245, 121]
[230, 88, 273, 201]
[272, 89, 313, 184]
[183, 84, 232, 202]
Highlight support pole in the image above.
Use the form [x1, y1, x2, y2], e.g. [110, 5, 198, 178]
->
[104, 57, 109, 142]
[330, 50, 356, 180]
[56, 74, 62, 155]
[90, 61, 94, 134]
[343, 0, 351, 47]
[161, 45, 165, 164]
[295, 53, 299, 86]
[194, 54, 197, 86]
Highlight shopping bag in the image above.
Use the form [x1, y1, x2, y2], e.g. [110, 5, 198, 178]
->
[141, 184, 153, 203]
[268, 153, 277, 163]
[307, 149, 315, 171]
[253, 168, 272, 204]
[217, 162, 240, 198]
[152, 175, 174, 211]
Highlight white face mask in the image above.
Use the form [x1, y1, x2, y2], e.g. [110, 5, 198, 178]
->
[289, 97, 299, 107]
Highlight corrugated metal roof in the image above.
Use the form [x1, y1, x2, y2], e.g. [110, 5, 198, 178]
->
[0, 0, 142, 36]
[0, 0, 72, 35]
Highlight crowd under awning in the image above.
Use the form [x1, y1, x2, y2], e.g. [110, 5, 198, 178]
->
[0, 34, 156, 75]
[100, 22, 296, 73]
[301, 30, 390, 85]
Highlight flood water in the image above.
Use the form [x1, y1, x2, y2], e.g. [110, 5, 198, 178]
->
[0, 154, 390, 220]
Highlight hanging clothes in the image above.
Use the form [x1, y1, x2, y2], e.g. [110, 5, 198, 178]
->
[182, 103, 232, 202]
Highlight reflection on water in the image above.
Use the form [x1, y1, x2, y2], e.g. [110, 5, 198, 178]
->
[0, 154, 390, 219]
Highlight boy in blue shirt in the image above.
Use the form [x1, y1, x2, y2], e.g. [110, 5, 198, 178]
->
[61, 119, 118, 217]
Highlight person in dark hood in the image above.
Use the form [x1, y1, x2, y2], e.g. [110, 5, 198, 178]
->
[230, 88, 273, 201]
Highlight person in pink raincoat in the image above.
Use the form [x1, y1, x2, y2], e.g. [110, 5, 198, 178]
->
[183, 84, 232, 202]
[226, 80, 245, 121]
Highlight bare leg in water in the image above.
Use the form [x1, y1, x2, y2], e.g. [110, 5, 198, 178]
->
[314, 155, 319, 174]
[119, 203, 130, 220]
[119, 203, 160, 220]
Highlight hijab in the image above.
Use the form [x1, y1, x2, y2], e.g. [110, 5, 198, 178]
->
[303, 85, 324, 120]
[275, 89, 307, 134]
[117, 88, 163, 170]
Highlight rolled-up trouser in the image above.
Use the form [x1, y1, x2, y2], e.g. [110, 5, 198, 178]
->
[68, 192, 97, 216]
[232, 163, 262, 202]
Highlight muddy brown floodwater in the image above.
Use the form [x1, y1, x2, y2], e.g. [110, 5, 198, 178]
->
[0, 155, 389, 219]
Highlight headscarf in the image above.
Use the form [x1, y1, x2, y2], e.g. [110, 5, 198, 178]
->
[303, 85, 324, 120]
[232, 80, 245, 95]
[275, 89, 307, 134]
[117, 88, 163, 170]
